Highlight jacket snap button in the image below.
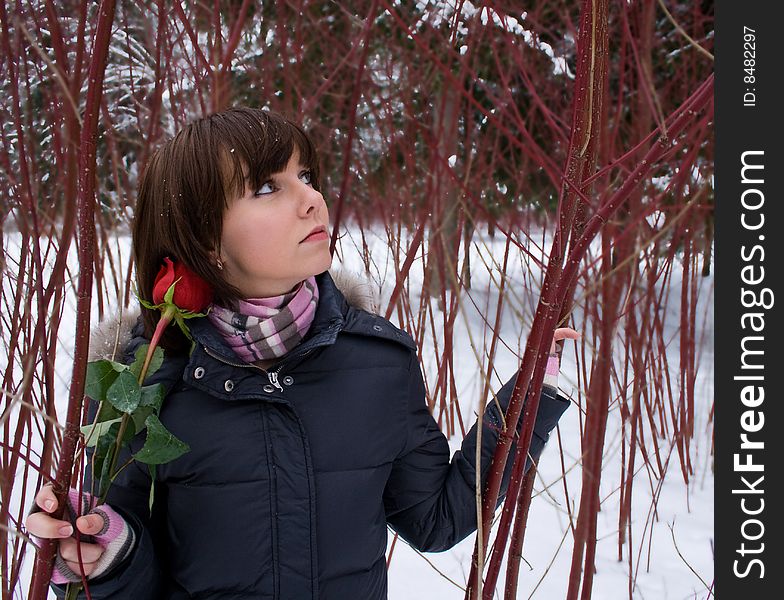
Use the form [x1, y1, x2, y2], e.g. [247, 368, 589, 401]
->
[373, 324, 383, 332]
[282, 376, 294, 386]
[194, 367, 205, 379]
[224, 380, 234, 392]
[263, 384, 275, 393]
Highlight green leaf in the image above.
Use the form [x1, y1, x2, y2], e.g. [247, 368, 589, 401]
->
[106, 370, 142, 412]
[148, 464, 157, 515]
[99, 447, 115, 498]
[96, 400, 122, 423]
[85, 360, 123, 402]
[94, 423, 120, 497]
[139, 383, 166, 411]
[80, 416, 123, 447]
[138, 297, 160, 310]
[65, 581, 82, 600]
[174, 314, 194, 340]
[95, 417, 138, 498]
[121, 416, 137, 445]
[128, 384, 166, 434]
[163, 277, 181, 305]
[133, 414, 190, 465]
[130, 405, 154, 433]
[130, 345, 164, 381]
[129, 345, 145, 380]
[92, 421, 118, 474]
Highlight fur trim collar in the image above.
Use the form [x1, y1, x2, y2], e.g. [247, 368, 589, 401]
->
[89, 268, 380, 362]
[327, 267, 380, 315]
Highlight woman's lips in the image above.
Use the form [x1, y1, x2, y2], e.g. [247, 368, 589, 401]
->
[301, 230, 328, 242]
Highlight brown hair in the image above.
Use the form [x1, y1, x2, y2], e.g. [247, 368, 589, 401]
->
[132, 107, 321, 351]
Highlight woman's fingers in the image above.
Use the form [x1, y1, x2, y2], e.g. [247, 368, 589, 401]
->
[63, 559, 96, 577]
[26, 483, 71, 539]
[76, 513, 106, 536]
[34, 483, 57, 513]
[550, 328, 582, 353]
[26, 487, 108, 579]
[25, 511, 74, 539]
[26, 485, 105, 540]
[553, 327, 581, 342]
[59, 537, 105, 565]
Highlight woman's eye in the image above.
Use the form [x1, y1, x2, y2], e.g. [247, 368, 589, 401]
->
[299, 170, 313, 186]
[255, 181, 276, 195]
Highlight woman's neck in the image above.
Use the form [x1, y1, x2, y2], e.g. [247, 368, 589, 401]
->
[254, 358, 278, 371]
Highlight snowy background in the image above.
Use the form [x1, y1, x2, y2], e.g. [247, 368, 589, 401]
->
[4, 219, 714, 599]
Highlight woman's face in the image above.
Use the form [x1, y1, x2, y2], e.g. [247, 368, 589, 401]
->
[218, 148, 332, 298]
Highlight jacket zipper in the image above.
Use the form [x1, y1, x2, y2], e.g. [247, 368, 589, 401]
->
[267, 369, 283, 392]
[202, 345, 264, 369]
[202, 345, 288, 391]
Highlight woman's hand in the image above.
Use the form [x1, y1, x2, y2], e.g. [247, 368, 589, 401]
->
[550, 327, 581, 354]
[25, 484, 108, 580]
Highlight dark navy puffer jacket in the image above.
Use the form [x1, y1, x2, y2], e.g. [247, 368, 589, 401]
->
[52, 269, 569, 599]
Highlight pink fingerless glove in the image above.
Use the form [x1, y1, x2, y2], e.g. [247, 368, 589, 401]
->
[543, 354, 560, 390]
[51, 488, 136, 584]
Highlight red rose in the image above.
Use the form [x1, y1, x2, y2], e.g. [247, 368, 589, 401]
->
[137, 257, 213, 382]
[152, 257, 213, 312]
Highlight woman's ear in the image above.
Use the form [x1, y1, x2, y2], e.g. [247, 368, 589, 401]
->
[208, 250, 224, 271]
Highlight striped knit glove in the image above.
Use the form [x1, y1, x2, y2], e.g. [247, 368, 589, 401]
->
[49, 489, 136, 584]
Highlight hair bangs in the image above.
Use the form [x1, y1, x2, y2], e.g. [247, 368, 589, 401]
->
[213, 109, 322, 205]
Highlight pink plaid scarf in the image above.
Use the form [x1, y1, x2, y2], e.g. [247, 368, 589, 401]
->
[208, 276, 319, 362]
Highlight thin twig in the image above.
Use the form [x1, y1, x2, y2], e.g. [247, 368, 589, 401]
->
[667, 519, 713, 596]
[656, 0, 714, 61]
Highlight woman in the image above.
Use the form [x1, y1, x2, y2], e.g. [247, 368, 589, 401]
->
[26, 107, 577, 599]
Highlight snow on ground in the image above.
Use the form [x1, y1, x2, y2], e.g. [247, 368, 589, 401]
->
[338, 222, 714, 600]
[3, 220, 713, 599]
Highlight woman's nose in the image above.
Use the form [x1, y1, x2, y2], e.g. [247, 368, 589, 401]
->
[298, 184, 324, 216]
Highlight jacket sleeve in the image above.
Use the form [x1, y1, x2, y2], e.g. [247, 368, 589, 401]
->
[49, 403, 166, 598]
[383, 351, 570, 552]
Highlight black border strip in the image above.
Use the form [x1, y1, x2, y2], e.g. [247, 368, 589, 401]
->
[716, 2, 782, 596]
